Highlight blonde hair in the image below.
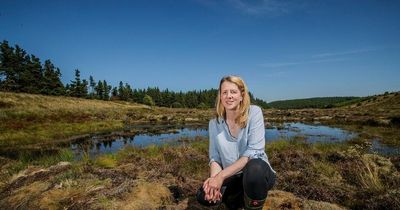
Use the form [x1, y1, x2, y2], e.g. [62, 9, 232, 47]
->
[215, 75, 251, 128]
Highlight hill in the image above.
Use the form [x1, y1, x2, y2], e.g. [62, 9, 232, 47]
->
[0, 91, 212, 149]
[267, 96, 360, 109]
[267, 91, 400, 109]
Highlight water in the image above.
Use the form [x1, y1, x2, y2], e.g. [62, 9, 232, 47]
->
[71, 128, 208, 158]
[265, 122, 357, 143]
[370, 139, 400, 156]
[71, 122, 379, 158]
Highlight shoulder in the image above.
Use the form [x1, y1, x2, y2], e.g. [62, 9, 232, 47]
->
[209, 118, 221, 130]
[249, 105, 263, 117]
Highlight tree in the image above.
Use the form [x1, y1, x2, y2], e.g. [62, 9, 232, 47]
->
[41, 60, 64, 95]
[143, 94, 155, 107]
[69, 69, 87, 98]
[111, 87, 118, 100]
[103, 80, 111, 100]
[95, 80, 104, 99]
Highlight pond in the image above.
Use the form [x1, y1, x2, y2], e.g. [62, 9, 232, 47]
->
[70, 122, 398, 159]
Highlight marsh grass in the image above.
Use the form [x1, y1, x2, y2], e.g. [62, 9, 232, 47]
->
[95, 154, 117, 169]
[0, 92, 212, 149]
[1, 138, 398, 209]
[268, 139, 400, 209]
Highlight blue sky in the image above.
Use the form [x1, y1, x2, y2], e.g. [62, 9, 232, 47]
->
[1, 0, 399, 102]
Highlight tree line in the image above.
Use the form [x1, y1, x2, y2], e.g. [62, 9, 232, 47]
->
[267, 96, 360, 109]
[0, 40, 268, 108]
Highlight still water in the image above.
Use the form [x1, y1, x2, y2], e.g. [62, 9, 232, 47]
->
[70, 122, 399, 158]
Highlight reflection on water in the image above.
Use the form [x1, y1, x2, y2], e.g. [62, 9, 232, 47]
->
[265, 122, 357, 143]
[370, 139, 400, 156]
[74, 122, 392, 159]
[71, 128, 208, 159]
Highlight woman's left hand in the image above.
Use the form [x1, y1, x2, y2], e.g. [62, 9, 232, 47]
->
[207, 174, 224, 191]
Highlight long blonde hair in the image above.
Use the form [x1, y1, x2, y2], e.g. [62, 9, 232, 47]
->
[215, 75, 250, 128]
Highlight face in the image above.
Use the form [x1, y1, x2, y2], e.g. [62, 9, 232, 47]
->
[220, 81, 243, 111]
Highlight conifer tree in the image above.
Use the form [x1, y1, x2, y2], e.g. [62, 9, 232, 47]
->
[103, 80, 111, 100]
[42, 60, 64, 95]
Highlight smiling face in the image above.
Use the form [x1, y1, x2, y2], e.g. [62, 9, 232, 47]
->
[220, 81, 243, 111]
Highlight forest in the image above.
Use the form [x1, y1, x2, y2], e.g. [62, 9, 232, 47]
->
[0, 40, 268, 109]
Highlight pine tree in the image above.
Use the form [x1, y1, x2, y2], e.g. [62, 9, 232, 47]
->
[95, 80, 104, 99]
[42, 60, 65, 95]
[103, 80, 111, 100]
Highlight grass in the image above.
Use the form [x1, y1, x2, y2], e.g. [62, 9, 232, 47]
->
[1, 91, 399, 209]
[95, 154, 117, 169]
[0, 91, 212, 149]
[0, 139, 399, 209]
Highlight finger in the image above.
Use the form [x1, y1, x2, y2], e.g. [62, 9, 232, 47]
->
[203, 178, 209, 189]
[211, 189, 218, 203]
[217, 191, 222, 201]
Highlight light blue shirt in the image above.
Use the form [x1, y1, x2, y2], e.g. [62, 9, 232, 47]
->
[209, 105, 275, 173]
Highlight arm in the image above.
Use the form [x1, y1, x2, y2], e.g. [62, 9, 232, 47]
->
[203, 120, 223, 201]
[210, 161, 222, 177]
[242, 106, 266, 159]
[207, 156, 249, 192]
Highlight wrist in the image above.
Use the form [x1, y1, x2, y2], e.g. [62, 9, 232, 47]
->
[216, 170, 226, 180]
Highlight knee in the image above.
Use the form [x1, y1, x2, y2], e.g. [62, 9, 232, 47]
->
[243, 159, 276, 193]
[244, 159, 267, 179]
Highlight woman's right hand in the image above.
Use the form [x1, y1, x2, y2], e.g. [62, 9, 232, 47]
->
[203, 178, 222, 203]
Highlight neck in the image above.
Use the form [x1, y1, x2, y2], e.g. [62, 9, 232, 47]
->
[225, 108, 239, 122]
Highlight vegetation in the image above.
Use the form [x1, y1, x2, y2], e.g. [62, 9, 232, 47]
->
[267, 96, 360, 109]
[0, 138, 398, 209]
[0, 91, 213, 149]
[0, 40, 268, 108]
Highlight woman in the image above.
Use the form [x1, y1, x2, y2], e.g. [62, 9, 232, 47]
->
[197, 76, 276, 210]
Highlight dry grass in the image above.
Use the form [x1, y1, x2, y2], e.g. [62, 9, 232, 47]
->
[0, 91, 212, 148]
[116, 181, 172, 210]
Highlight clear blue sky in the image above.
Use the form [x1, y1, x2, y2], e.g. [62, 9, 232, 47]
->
[1, 0, 399, 102]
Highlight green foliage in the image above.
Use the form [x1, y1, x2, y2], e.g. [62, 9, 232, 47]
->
[268, 96, 360, 109]
[95, 154, 117, 168]
[143, 94, 155, 106]
[197, 102, 208, 109]
[0, 40, 269, 108]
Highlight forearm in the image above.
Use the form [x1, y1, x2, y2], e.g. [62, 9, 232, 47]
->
[210, 161, 222, 177]
[217, 156, 249, 180]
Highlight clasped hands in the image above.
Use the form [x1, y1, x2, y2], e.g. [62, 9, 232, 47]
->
[203, 173, 224, 203]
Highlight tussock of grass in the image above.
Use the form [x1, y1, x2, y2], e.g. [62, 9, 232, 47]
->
[38, 178, 112, 209]
[5, 181, 50, 209]
[116, 181, 172, 210]
[95, 154, 117, 169]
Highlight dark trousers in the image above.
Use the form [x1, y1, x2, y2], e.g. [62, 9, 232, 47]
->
[196, 159, 276, 210]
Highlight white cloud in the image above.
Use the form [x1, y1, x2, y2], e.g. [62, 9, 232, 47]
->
[312, 48, 379, 58]
[259, 58, 349, 68]
[228, 0, 290, 16]
[194, 0, 303, 16]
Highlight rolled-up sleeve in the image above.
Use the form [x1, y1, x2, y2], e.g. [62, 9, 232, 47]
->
[241, 106, 266, 159]
[208, 120, 222, 166]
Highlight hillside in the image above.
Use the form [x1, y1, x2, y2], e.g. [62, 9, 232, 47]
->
[267, 96, 360, 109]
[0, 91, 212, 149]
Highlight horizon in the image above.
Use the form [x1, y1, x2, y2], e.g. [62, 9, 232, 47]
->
[1, 0, 399, 102]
